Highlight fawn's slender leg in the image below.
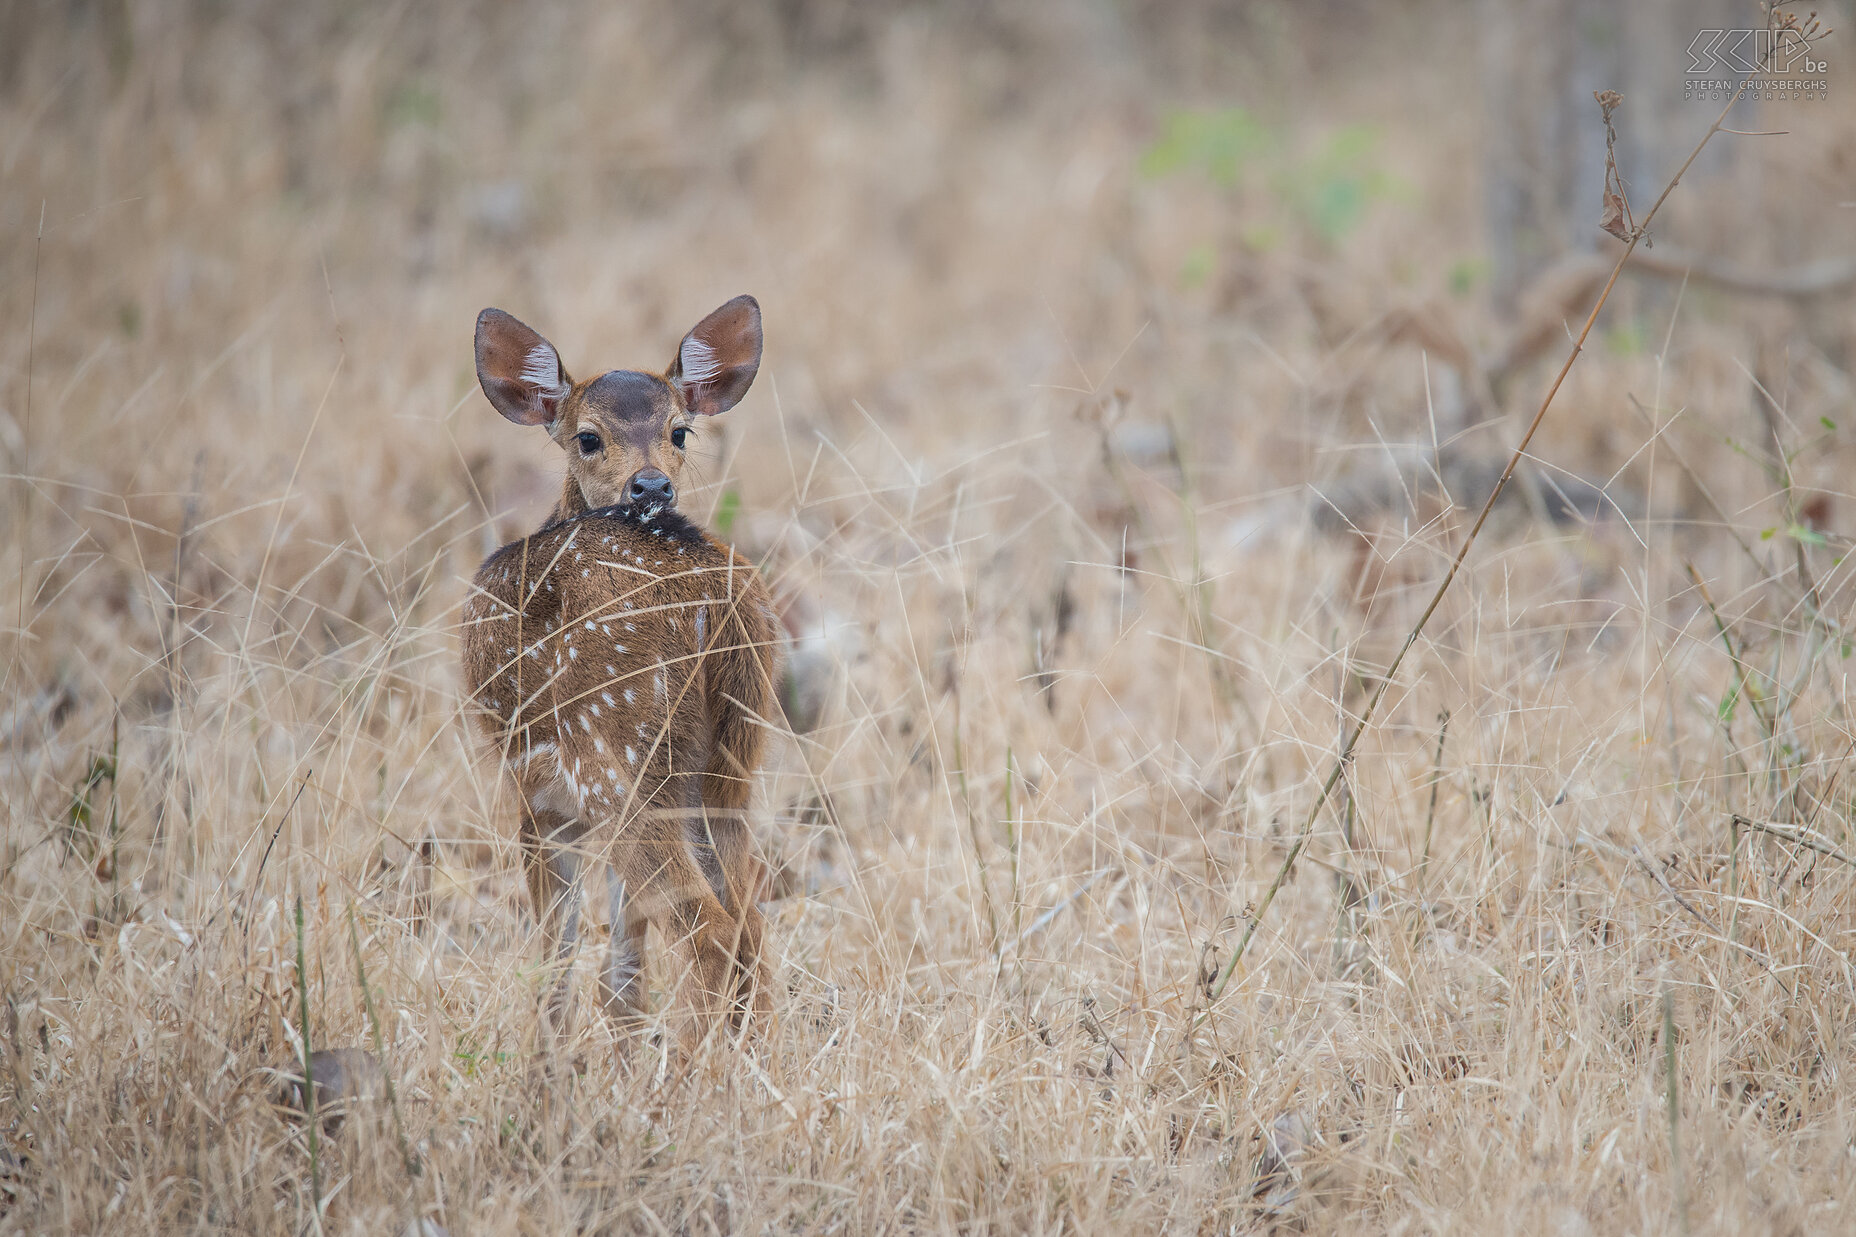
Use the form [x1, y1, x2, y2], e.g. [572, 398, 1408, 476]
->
[631, 828, 744, 1052]
[693, 811, 770, 1028]
[667, 887, 745, 1052]
[520, 803, 584, 1043]
[598, 867, 650, 1027]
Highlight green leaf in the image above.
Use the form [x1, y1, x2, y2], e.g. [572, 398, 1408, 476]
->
[1239, 223, 1282, 253]
[1179, 243, 1216, 288]
[1605, 319, 1648, 357]
[1717, 683, 1739, 723]
[1139, 107, 1268, 187]
[1787, 523, 1827, 546]
[1448, 257, 1489, 297]
[386, 79, 442, 129]
[714, 488, 742, 538]
[1273, 124, 1398, 243]
[1760, 527, 1777, 540]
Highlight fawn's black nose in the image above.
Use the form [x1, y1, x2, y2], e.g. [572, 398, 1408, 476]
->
[627, 469, 674, 508]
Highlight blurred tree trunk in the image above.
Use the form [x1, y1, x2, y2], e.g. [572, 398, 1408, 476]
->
[1479, 0, 1738, 312]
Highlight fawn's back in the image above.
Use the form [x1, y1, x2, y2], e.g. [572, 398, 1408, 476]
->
[461, 500, 774, 828]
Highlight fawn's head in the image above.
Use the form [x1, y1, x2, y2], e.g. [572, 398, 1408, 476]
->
[474, 296, 763, 512]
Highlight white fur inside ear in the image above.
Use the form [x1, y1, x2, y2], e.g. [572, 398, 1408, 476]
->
[679, 335, 720, 387]
[520, 342, 567, 398]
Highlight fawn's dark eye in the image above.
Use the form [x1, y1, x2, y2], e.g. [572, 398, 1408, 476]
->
[670, 426, 688, 450]
[575, 432, 602, 455]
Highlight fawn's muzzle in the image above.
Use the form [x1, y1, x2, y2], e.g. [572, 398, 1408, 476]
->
[628, 469, 674, 508]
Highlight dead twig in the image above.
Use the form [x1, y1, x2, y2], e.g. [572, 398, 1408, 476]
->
[1414, 709, 1449, 901]
[1566, 832, 1792, 992]
[1731, 814, 1856, 869]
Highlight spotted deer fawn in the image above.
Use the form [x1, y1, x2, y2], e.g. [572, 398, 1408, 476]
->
[461, 296, 779, 1052]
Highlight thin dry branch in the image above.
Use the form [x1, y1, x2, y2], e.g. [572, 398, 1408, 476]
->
[1627, 244, 1856, 297]
[1204, 73, 1788, 1011]
[1487, 248, 1856, 383]
[1732, 814, 1856, 868]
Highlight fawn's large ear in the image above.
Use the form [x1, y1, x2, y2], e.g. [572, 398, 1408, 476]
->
[668, 295, 762, 416]
[475, 308, 571, 427]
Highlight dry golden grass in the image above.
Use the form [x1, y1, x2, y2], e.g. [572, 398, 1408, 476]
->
[4, 3, 1856, 1233]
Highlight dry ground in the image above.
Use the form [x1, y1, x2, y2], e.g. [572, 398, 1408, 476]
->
[3, 3, 1856, 1233]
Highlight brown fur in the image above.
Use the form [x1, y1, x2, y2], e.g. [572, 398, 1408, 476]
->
[461, 298, 778, 1052]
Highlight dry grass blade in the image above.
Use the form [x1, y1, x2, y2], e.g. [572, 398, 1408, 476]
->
[346, 903, 418, 1180]
[294, 897, 323, 1229]
[1663, 984, 1689, 1237]
[1414, 708, 1448, 900]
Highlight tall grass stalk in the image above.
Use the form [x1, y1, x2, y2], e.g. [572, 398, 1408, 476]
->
[347, 902, 418, 1180]
[295, 896, 323, 1226]
[1663, 984, 1688, 1236]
